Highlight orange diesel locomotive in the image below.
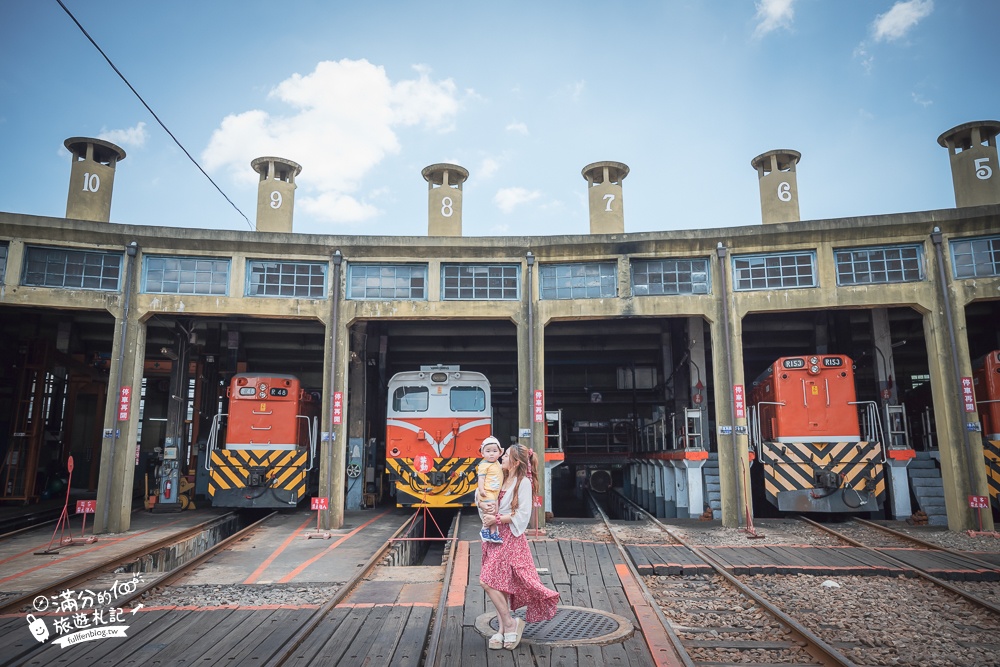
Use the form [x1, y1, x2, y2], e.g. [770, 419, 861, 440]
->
[385, 365, 492, 507]
[206, 374, 319, 509]
[748, 354, 886, 513]
[973, 350, 1000, 510]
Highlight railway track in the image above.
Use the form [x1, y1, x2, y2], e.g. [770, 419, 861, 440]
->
[592, 492, 852, 666]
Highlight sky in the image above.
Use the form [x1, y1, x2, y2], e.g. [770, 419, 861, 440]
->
[1, 0, 998, 238]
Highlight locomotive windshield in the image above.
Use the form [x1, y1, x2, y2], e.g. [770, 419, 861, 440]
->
[450, 386, 486, 412]
[393, 386, 429, 412]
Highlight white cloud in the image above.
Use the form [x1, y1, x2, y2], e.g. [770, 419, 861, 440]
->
[99, 122, 148, 148]
[911, 92, 933, 107]
[853, 44, 875, 74]
[494, 187, 542, 214]
[753, 0, 796, 38]
[506, 121, 529, 135]
[479, 157, 500, 179]
[872, 0, 933, 42]
[201, 59, 463, 226]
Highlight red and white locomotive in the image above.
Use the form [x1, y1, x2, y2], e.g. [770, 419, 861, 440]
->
[748, 354, 886, 513]
[385, 365, 492, 507]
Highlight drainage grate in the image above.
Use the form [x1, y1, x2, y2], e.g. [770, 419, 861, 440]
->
[475, 605, 634, 647]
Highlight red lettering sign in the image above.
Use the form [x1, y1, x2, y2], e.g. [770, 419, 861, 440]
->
[961, 377, 976, 413]
[118, 386, 131, 421]
[969, 495, 989, 509]
[415, 455, 433, 474]
[534, 390, 544, 423]
[76, 500, 97, 514]
[332, 391, 343, 425]
[311, 497, 329, 511]
[733, 384, 746, 419]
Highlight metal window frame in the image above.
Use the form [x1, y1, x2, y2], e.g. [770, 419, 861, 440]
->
[346, 263, 428, 301]
[246, 259, 328, 299]
[834, 243, 924, 286]
[539, 261, 618, 300]
[732, 251, 817, 291]
[949, 234, 1000, 279]
[630, 257, 711, 295]
[21, 244, 123, 291]
[0, 242, 8, 284]
[142, 255, 231, 296]
[441, 263, 520, 301]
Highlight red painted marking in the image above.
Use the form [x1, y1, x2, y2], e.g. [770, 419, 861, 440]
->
[243, 514, 314, 584]
[446, 540, 470, 607]
[277, 510, 392, 584]
[887, 449, 916, 461]
[616, 562, 686, 667]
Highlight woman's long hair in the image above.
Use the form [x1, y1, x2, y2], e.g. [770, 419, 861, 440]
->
[504, 443, 538, 511]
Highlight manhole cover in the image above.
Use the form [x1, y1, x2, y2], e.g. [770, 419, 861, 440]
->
[475, 605, 633, 647]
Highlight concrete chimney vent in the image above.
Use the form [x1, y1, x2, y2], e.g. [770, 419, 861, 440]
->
[751, 149, 801, 224]
[251, 156, 301, 233]
[422, 163, 468, 237]
[582, 161, 629, 234]
[65, 137, 126, 223]
[937, 120, 1000, 208]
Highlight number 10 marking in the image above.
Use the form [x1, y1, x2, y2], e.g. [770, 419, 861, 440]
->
[82, 172, 101, 193]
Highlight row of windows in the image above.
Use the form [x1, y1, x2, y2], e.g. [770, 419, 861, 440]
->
[2, 236, 998, 299]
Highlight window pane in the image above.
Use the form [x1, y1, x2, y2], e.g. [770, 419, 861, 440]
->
[732, 252, 816, 291]
[21, 246, 122, 291]
[539, 262, 617, 300]
[630, 258, 710, 295]
[247, 260, 327, 298]
[143, 256, 230, 295]
[347, 264, 428, 300]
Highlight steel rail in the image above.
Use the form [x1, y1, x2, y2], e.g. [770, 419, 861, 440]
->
[602, 490, 858, 667]
[589, 492, 698, 667]
[851, 517, 1000, 573]
[262, 511, 419, 667]
[0, 511, 244, 616]
[425, 510, 462, 667]
[798, 515, 1000, 617]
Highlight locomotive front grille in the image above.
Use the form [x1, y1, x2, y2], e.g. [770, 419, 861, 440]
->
[209, 449, 308, 502]
[387, 456, 478, 508]
[760, 441, 885, 512]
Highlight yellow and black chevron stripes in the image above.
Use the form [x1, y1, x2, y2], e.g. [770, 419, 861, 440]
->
[760, 441, 886, 505]
[387, 457, 478, 508]
[985, 439, 1000, 507]
[209, 449, 308, 498]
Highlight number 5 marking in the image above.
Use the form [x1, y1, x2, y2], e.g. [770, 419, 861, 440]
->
[974, 157, 992, 180]
[603, 194, 615, 212]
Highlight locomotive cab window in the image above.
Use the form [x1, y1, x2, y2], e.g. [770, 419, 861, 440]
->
[393, 386, 429, 412]
[450, 386, 486, 412]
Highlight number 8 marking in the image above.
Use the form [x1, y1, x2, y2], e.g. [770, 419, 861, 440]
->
[441, 196, 453, 217]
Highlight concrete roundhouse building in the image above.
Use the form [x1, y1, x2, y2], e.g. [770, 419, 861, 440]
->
[0, 122, 998, 534]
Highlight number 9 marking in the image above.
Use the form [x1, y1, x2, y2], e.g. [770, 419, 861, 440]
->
[975, 158, 993, 180]
[441, 196, 453, 217]
[777, 182, 791, 202]
[269, 191, 282, 209]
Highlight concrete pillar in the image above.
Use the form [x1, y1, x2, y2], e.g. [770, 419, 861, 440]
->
[346, 324, 368, 510]
[95, 243, 143, 533]
[937, 121, 1000, 208]
[676, 458, 707, 518]
[65, 137, 126, 223]
[423, 163, 468, 236]
[687, 317, 710, 447]
[582, 161, 629, 234]
[871, 309, 898, 405]
[751, 149, 801, 224]
[671, 460, 689, 518]
[661, 462, 677, 518]
[520, 252, 546, 525]
[652, 460, 664, 517]
[252, 157, 301, 233]
[320, 253, 347, 529]
[887, 458, 913, 519]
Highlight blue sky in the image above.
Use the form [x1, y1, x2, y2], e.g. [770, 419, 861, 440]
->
[1, 0, 997, 237]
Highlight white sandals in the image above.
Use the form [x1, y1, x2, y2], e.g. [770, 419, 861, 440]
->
[502, 618, 525, 650]
[488, 632, 504, 650]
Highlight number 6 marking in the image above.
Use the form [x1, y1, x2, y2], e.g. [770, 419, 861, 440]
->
[441, 196, 453, 217]
[603, 194, 615, 212]
[82, 172, 100, 193]
[269, 191, 282, 209]
[777, 182, 791, 202]
[975, 157, 993, 180]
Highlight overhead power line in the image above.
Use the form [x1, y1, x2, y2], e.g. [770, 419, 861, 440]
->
[56, 0, 254, 230]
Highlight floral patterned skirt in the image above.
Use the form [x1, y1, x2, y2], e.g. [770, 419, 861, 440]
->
[479, 523, 559, 623]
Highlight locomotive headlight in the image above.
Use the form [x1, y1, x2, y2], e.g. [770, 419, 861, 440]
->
[810, 365, 820, 374]
[809, 356, 819, 365]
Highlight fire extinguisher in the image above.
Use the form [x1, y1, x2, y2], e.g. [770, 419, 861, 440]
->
[164, 480, 172, 499]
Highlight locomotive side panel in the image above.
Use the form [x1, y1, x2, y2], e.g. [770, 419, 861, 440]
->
[973, 350, 1000, 508]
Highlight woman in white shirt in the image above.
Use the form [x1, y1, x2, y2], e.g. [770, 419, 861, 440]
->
[478, 442, 559, 650]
